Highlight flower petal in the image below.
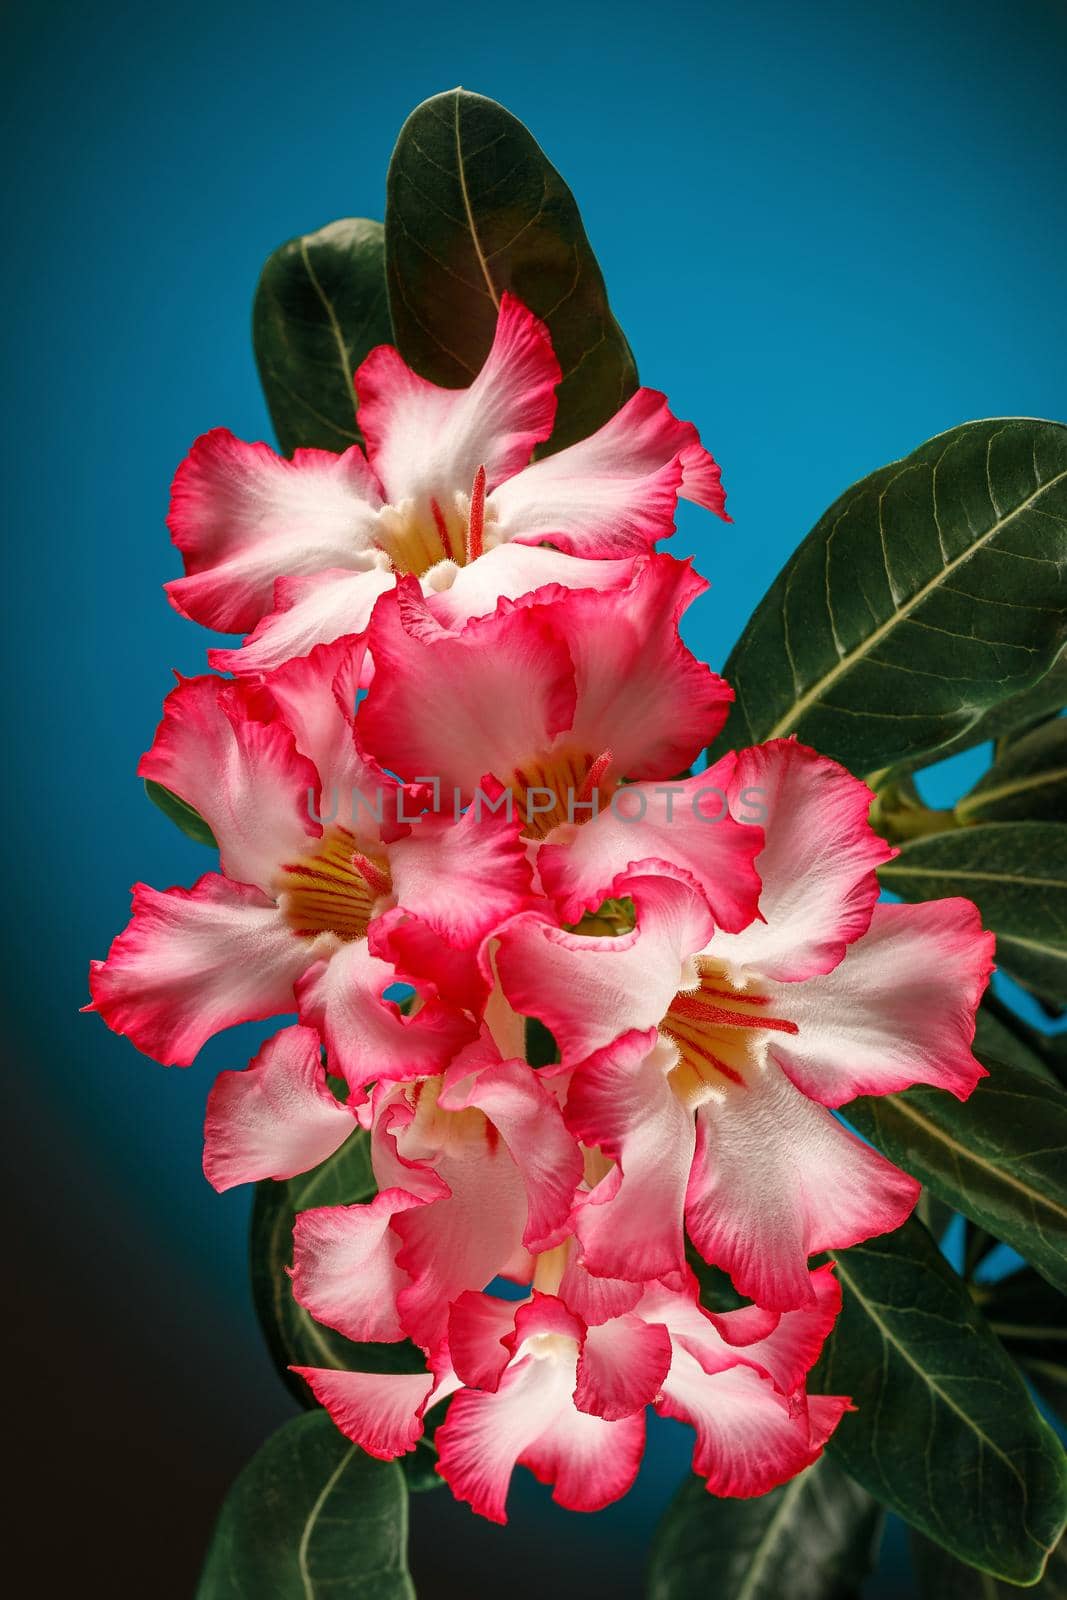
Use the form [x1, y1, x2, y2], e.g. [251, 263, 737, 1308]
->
[386, 785, 535, 949]
[294, 1366, 435, 1460]
[358, 578, 577, 796]
[709, 740, 896, 984]
[138, 673, 318, 893]
[657, 1352, 849, 1498]
[423, 544, 638, 629]
[88, 875, 307, 1066]
[574, 1313, 672, 1421]
[202, 1023, 357, 1191]
[290, 1188, 426, 1344]
[566, 1029, 695, 1282]
[356, 294, 559, 505]
[489, 388, 727, 556]
[447, 1291, 522, 1393]
[211, 562, 396, 677]
[496, 869, 716, 1063]
[767, 899, 993, 1107]
[550, 554, 733, 783]
[166, 430, 382, 632]
[539, 753, 764, 930]
[296, 938, 475, 1095]
[686, 1059, 920, 1310]
[439, 1053, 584, 1252]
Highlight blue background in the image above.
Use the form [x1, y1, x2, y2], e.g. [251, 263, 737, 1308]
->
[4, 0, 1065, 1593]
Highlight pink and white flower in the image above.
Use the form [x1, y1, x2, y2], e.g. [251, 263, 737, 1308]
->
[288, 1037, 583, 1350]
[88, 636, 535, 1100]
[354, 553, 753, 880]
[164, 294, 727, 674]
[494, 739, 995, 1310]
[294, 1248, 850, 1523]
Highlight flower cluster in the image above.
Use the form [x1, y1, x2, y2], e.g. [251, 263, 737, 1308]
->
[89, 297, 993, 1522]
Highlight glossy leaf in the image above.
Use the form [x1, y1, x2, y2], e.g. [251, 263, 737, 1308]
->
[253, 218, 392, 455]
[957, 717, 1067, 825]
[906, 645, 1067, 775]
[647, 1455, 882, 1600]
[880, 822, 1067, 1005]
[813, 1218, 1067, 1582]
[975, 1000, 1059, 1084]
[196, 1410, 414, 1600]
[912, 1528, 1067, 1598]
[385, 88, 637, 453]
[708, 419, 1067, 776]
[144, 778, 216, 847]
[978, 1265, 1067, 1424]
[846, 1057, 1067, 1296]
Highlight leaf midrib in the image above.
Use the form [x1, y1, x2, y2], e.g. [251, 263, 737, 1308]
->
[765, 453, 1067, 739]
[830, 1254, 1038, 1546]
[453, 92, 499, 310]
[296, 1447, 354, 1599]
[873, 1093, 1067, 1236]
[958, 765, 1067, 818]
[734, 1472, 807, 1600]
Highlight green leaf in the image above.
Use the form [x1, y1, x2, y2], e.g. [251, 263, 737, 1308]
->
[647, 1454, 883, 1600]
[385, 88, 638, 454]
[144, 778, 216, 847]
[978, 1265, 1067, 1424]
[880, 822, 1067, 1005]
[196, 1410, 414, 1600]
[975, 999, 1059, 1083]
[253, 218, 393, 455]
[812, 1217, 1067, 1582]
[845, 1057, 1067, 1296]
[707, 419, 1067, 776]
[906, 645, 1067, 776]
[958, 718, 1067, 825]
[912, 1529, 1067, 1597]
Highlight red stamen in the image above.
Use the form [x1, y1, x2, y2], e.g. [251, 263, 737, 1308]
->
[578, 748, 614, 805]
[430, 498, 453, 562]
[466, 464, 487, 564]
[668, 992, 798, 1035]
[351, 850, 391, 899]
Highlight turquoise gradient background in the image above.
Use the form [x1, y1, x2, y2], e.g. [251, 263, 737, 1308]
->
[4, 1, 1065, 1593]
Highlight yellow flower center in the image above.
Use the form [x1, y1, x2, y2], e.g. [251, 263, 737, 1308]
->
[276, 828, 391, 941]
[662, 959, 798, 1106]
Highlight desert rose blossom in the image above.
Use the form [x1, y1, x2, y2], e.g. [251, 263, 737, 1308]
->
[494, 738, 995, 1310]
[295, 1246, 850, 1523]
[282, 1034, 583, 1351]
[88, 635, 534, 1096]
[164, 293, 727, 675]
[354, 552, 759, 870]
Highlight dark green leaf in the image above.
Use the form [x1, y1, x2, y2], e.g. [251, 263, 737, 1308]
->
[253, 218, 392, 455]
[647, 1455, 882, 1600]
[196, 1410, 414, 1600]
[144, 778, 216, 847]
[975, 998, 1059, 1083]
[708, 419, 1067, 776]
[385, 88, 638, 453]
[913, 1528, 1067, 1597]
[958, 718, 1067, 825]
[846, 1057, 1067, 1295]
[880, 822, 1067, 1005]
[907, 645, 1067, 775]
[978, 1265, 1067, 1423]
[812, 1218, 1067, 1581]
